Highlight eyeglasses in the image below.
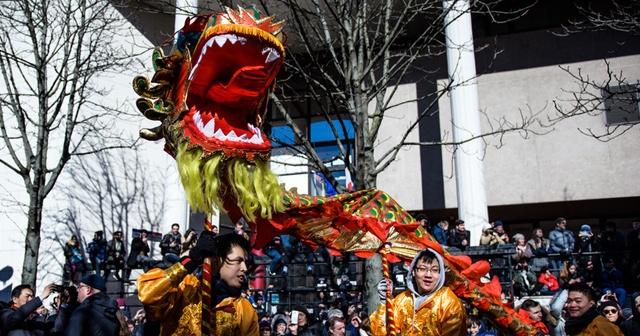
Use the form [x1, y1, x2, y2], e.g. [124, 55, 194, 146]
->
[414, 266, 440, 275]
[77, 284, 89, 290]
[603, 309, 617, 314]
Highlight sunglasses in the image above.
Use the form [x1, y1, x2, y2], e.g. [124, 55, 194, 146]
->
[603, 309, 617, 314]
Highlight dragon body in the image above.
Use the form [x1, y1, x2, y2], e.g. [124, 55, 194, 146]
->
[133, 6, 537, 335]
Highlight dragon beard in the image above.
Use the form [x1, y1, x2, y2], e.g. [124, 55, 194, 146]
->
[174, 141, 285, 222]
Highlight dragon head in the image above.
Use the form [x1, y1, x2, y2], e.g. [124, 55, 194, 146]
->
[134, 6, 286, 221]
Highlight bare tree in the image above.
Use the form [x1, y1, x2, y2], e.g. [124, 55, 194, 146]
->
[238, 0, 540, 312]
[554, 0, 640, 140]
[0, 0, 144, 287]
[40, 148, 167, 283]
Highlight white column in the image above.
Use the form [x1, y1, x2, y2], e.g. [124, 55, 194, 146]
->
[162, 0, 202, 233]
[443, 0, 488, 246]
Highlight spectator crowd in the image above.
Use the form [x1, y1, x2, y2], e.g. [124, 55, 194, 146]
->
[1, 217, 639, 335]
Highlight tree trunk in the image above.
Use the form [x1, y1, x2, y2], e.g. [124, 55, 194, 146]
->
[365, 254, 383, 315]
[22, 194, 43, 287]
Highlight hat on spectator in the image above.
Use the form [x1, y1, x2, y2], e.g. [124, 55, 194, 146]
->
[259, 320, 271, 329]
[482, 223, 492, 232]
[116, 298, 126, 307]
[494, 221, 503, 227]
[599, 300, 620, 312]
[512, 233, 525, 241]
[580, 225, 592, 232]
[80, 274, 106, 291]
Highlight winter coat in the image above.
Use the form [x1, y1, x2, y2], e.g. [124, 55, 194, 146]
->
[566, 315, 623, 336]
[0, 297, 60, 336]
[63, 291, 120, 336]
[159, 233, 182, 256]
[538, 273, 560, 292]
[432, 226, 448, 247]
[87, 239, 108, 260]
[620, 292, 640, 336]
[447, 229, 470, 252]
[126, 238, 150, 267]
[479, 232, 504, 246]
[549, 228, 575, 254]
[527, 238, 550, 272]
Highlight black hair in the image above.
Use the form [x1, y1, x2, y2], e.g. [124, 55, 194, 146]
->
[556, 217, 566, 224]
[414, 249, 438, 266]
[520, 299, 541, 312]
[11, 284, 32, 299]
[140, 229, 148, 236]
[568, 283, 596, 302]
[468, 315, 481, 328]
[414, 213, 428, 222]
[171, 223, 180, 229]
[455, 219, 465, 225]
[214, 233, 251, 261]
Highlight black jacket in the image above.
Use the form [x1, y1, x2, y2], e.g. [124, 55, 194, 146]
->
[447, 229, 471, 252]
[62, 292, 119, 336]
[127, 238, 150, 267]
[0, 297, 58, 336]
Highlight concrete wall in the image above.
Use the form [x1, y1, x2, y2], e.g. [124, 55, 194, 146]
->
[438, 55, 640, 209]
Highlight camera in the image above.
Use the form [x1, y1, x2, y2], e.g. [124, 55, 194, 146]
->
[54, 285, 65, 293]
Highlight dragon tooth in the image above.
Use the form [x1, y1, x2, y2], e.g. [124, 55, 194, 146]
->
[202, 119, 215, 137]
[203, 38, 215, 54]
[214, 35, 227, 48]
[239, 133, 249, 141]
[249, 134, 261, 144]
[238, 36, 247, 45]
[214, 129, 226, 140]
[262, 47, 280, 63]
[227, 130, 239, 141]
[228, 34, 238, 44]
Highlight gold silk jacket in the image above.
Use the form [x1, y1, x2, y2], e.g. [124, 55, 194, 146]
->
[137, 263, 259, 336]
[568, 315, 624, 336]
[370, 286, 467, 336]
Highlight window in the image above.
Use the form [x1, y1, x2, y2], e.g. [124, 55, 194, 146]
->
[602, 85, 640, 126]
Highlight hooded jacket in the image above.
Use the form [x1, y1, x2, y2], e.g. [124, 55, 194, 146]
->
[369, 248, 466, 336]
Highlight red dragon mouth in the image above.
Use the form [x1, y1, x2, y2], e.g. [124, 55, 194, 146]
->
[181, 27, 284, 157]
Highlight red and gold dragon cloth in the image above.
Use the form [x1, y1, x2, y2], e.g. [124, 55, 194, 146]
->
[133, 6, 538, 336]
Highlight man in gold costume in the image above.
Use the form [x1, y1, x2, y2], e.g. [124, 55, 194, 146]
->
[370, 248, 467, 336]
[137, 232, 259, 335]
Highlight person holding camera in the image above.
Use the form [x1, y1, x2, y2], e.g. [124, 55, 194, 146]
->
[0, 283, 66, 335]
[179, 228, 197, 258]
[479, 223, 505, 246]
